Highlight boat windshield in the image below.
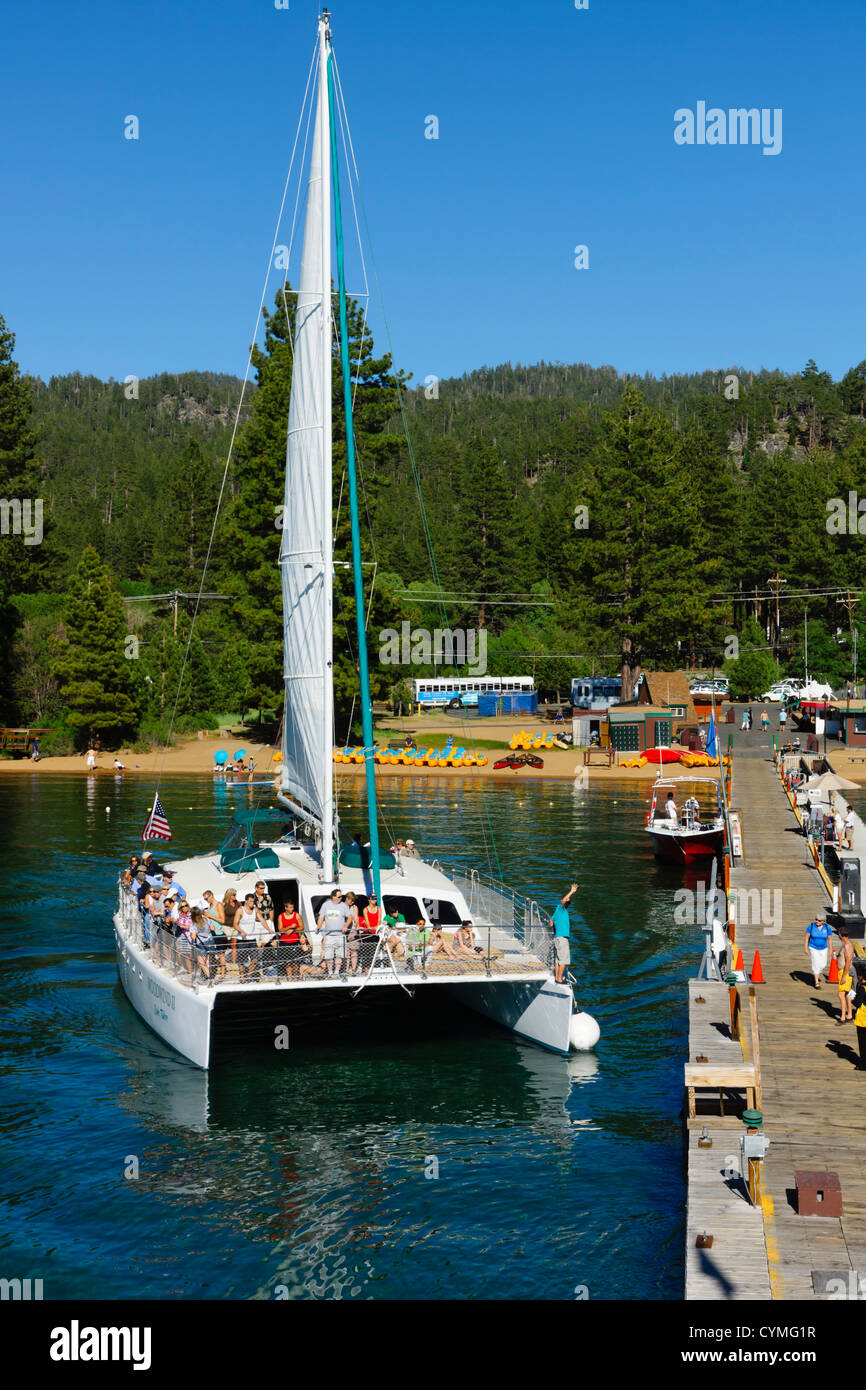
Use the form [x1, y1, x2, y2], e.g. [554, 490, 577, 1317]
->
[219, 812, 297, 856]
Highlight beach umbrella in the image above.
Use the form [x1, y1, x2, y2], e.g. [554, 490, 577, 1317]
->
[804, 771, 860, 792]
[234, 749, 247, 761]
[214, 750, 228, 766]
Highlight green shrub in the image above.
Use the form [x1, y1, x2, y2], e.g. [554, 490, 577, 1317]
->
[40, 725, 77, 757]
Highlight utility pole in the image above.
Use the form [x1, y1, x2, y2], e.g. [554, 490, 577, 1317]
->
[804, 607, 808, 683]
[840, 590, 860, 694]
[767, 574, 787, 661]
[840, 589, 859, 643]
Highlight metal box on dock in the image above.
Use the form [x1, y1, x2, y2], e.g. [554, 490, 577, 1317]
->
[828, 857, 866, 940]
[795, 1170, 842, 1218]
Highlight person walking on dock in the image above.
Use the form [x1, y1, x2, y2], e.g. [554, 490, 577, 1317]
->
[851, 963, 866, 1068]
[836, 927, 855, 1024]
[552, 883, 579, 984]
[804, 913, 833, 988]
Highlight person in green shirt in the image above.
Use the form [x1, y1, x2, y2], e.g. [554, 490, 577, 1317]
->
[384, 906, 406, 958]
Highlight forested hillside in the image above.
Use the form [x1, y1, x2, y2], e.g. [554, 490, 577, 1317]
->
[2, 300, 866, 751]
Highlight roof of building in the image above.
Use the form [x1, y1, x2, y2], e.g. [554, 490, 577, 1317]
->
[608, 705, 674, 722]
[638, 670, 698, 714]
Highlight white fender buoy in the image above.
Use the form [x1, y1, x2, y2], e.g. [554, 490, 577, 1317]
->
[569, 1011, 600, 1052]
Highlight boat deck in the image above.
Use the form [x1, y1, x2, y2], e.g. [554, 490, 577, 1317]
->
[115, 888, 554, 1001]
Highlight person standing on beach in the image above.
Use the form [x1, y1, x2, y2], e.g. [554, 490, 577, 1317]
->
[804, 913, 833, 988]
[86, 747, 96, 772]
[552, 883, 579, 984]
[836, 927, 855, 1024]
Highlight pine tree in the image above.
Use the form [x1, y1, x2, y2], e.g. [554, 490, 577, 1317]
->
[0, 313, 44, 594]
[149, 440, 219, 590]
[571, 384, 702, 698]
[223, 288, 408, 720]
[54, 547, 139, 744]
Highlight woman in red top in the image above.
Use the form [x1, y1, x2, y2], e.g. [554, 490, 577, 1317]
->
[278, 900, 305, 980]
[358, 894, 381, 971]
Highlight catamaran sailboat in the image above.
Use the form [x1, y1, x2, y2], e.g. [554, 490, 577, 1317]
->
[114, 10, 590, 1068]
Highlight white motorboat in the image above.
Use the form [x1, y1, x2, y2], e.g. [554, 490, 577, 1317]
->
[114, 10, 584, 1067]
[645, 775, 727, 863]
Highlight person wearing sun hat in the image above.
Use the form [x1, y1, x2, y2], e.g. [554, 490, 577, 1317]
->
[404, 838, 419, 858]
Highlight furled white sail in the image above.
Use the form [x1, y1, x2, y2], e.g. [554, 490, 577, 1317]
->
[279, 14, 334, 873]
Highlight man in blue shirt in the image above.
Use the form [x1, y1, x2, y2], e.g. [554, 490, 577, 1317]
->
[804, 913, 833, 989]
[552, 882, 579, 983]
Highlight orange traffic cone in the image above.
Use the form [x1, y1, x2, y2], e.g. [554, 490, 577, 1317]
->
[829, 955, 840, 984]
[750, 950, 765, 984]
[735, 949, 744, 972]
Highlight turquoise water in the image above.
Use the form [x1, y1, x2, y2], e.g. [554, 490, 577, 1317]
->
[0, 772, 700, 1300]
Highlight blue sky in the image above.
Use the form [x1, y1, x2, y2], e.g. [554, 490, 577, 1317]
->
[2, 0, 864, 386]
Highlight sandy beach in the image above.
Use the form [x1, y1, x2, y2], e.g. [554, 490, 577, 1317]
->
[8, 713, 861, 785]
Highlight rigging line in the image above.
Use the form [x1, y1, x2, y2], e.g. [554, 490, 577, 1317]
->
[331, 53, 391, 586]
[330, 65, 506, 874]
[147, 40, 318, 813]
[352, 261, 500, 876]
[280, 45, 319, 382]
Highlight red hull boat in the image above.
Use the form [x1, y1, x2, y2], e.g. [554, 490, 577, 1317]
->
[644, 774, 726, 862]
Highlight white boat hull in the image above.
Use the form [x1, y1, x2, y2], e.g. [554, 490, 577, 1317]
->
[115, 915, 573, 1067]
[115, 917, 215, 1067]
[448, 978, 574, 1054]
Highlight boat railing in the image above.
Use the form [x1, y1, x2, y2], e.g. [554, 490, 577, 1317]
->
[116, 880, 554, 987]
[428, 858, 554, 960]
[116, 880, 148, 950]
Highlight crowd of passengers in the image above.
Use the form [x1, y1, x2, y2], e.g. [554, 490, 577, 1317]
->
[121, 853, 485, 984]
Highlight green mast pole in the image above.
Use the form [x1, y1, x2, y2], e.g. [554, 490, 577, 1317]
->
[327, 52, 382, 902]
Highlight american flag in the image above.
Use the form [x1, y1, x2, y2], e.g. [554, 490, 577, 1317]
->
[141, 796, 173, 843]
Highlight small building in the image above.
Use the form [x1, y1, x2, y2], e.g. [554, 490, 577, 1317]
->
[634, 671, 698, 729]
[838, 703, 866, 747]
[606, 704, 674, 755]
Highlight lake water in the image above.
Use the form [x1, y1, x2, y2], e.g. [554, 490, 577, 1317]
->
[0, 771, 704, 1300]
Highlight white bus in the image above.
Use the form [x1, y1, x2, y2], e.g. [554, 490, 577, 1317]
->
[413, 676, 535, 709]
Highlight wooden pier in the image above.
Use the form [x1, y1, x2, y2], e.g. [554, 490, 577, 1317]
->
[685, 752, 866, 1300]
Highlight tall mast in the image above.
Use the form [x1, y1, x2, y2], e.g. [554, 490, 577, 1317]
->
[318, 9, 334, 879]
[327, 24, 383, 902]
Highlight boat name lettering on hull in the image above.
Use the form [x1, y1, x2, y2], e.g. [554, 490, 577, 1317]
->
[147, 979, 176, 1012]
